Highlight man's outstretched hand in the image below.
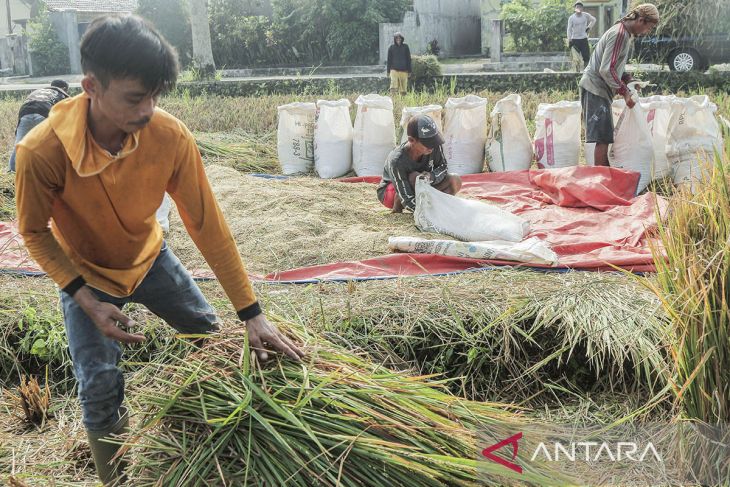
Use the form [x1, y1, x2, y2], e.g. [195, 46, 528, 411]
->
[623, 92, 636, 109]
[74, 285, 146, 344]
[246, 313, 304, 362]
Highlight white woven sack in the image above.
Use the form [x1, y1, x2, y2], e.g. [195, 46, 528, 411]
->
[666, 95, 723, 191]
[639, 95, 675, 179]
[387, 236, 557, 266]
[611, 99, 625, 125]
[610, 96, 674, 180]
[485, 94, 533, 172]
[400, 105, 443, 143]
[443, 95, 488, 175]
[277, 102, 316, 175]
[352, 94, 395, 176]
[609, 103, 655, 194]
[314, 99, 353, 179]
[533, 101, 581, 169]
[413, 176, 529, 242]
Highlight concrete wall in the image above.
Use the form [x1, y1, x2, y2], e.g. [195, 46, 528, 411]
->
[49, 10, 81, 74]
[0, 0, 30, 37]
[0, 34, 30, 74]
[480, 0, 501, 55]
[380, 0, 482, 63]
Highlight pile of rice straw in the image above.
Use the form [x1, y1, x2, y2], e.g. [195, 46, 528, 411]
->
[166, 165, 441, 275]
[123, 322, 563, 486]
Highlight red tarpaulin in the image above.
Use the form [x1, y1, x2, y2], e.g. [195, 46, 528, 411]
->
[269, 167, 666, 282]
[0, 221, 44, 275]
[1, 167, 665, 283]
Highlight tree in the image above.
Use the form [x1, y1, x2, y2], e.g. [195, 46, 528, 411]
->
[136, 0, 193, 67]
[501, 0, 571, 52]
[28, 6, 70, 76]
[189, 0, 215, 75]
[208, 0, 293, 67]
[271, 0, 410, 65]
[649, 0, 730, 38]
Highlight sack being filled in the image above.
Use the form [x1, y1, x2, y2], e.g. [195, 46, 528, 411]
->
[413, 176, 529, 242]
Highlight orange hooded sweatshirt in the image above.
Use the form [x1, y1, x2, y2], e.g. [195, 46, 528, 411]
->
[15, 94, 260, 320]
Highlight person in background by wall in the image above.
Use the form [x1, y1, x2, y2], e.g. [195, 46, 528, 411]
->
[580, 3, 659, 167]
[567, 2, 597, 70]
[8, 79, 69, 172]
[387, 32, 411, 96]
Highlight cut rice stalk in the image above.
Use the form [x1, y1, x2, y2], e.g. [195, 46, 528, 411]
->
[12, 373, 52, 426]
[124, 322, 566, 486]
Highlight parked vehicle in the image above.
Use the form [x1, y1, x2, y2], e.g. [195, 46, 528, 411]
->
[634, 33, 730, 71]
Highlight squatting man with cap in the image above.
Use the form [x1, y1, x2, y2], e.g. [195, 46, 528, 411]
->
[8, 79, 69, 172]
[377, 114, 462, 213]
[567, 2, 596, 70]
[14, 14, 304, 486]
[580, 3, 659, 167]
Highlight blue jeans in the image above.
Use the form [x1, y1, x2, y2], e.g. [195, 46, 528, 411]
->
[60, 243, 218, 432]
[8, 113, 46, 172]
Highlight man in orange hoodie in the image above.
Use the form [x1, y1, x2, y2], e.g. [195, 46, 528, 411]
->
[15, 15, 303, 485]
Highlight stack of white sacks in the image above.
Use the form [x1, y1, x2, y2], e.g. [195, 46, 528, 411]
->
[272, 91, 724, 267]
[666, 95, 723, 192]
[275, 92, 724, 193]
[603, 94, 722, 193]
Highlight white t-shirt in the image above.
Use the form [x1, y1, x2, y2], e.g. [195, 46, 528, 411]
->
[567, 12, 596, 40]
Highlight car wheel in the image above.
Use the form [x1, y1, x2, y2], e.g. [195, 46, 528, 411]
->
[669, 49, 700, 72]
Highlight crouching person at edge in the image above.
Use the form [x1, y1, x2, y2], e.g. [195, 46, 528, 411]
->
[377, 114, 462, 213]
[14, 15, 304, 486]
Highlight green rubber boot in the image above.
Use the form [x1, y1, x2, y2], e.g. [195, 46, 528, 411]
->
[87, 406, 129, 486]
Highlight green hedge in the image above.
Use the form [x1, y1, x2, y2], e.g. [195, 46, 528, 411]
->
[1, 71, 728, 101]
[172, 71, 730, 97]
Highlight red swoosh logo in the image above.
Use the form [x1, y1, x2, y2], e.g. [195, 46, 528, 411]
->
[482, 432, 523, 474]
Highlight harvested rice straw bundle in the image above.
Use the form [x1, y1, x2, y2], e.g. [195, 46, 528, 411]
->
[124, 322, 562, 486]
[195, 132, 278, 174]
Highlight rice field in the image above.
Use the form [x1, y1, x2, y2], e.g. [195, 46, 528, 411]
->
[0, 86, 728, 485]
